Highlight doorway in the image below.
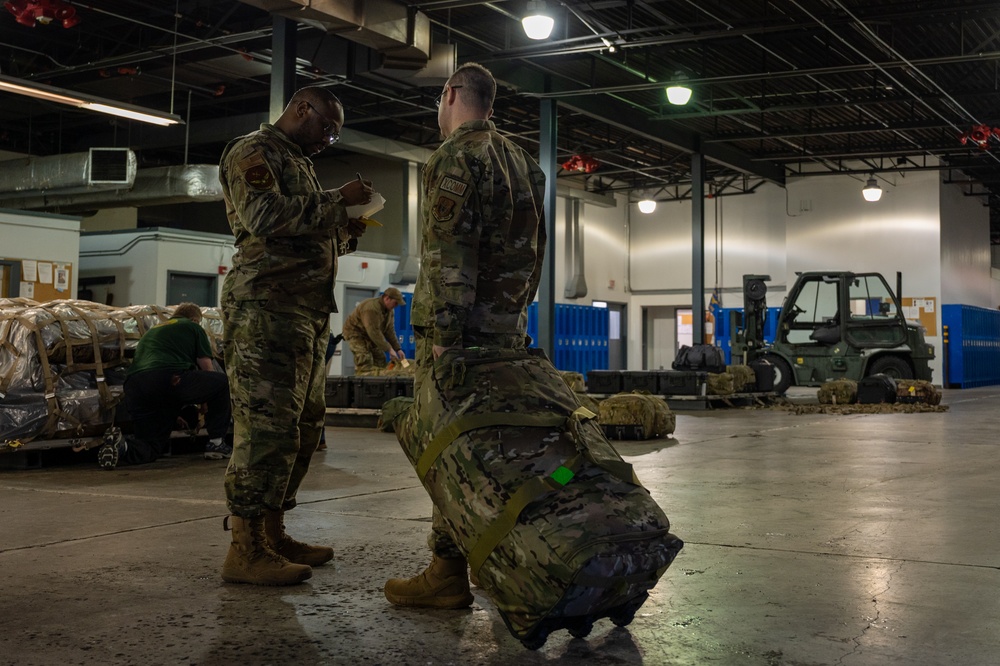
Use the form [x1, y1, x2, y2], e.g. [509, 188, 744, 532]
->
[0, 261, 21, 298]
[604, 301, 626, 370]
[642, 305, 680, 370]
[166, 271, 218, 307]
[339, 286, 377, 376]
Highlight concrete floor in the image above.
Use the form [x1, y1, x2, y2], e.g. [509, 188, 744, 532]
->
[1, 387, 998, 666]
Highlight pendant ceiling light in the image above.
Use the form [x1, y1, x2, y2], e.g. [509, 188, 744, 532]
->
[522, 0, 554, 40]
[666, 71, 692, 106]
[862, 175, 883, 202]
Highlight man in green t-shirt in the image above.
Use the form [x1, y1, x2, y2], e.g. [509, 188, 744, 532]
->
[99, 303, 231, 469]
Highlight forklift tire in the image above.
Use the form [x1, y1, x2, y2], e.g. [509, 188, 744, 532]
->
[867, 356, 913, 380]
[764, 355, 793, 394]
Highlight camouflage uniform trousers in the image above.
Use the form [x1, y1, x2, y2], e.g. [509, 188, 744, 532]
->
[223, 301, 329, 517]
[345, 335, 388, 376]
[411, 327, 527, 560]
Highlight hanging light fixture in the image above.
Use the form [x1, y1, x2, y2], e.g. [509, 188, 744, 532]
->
[666, 71, 692, 106]
[638, 198, 657, 214]
[522, 0, 554, 40]
[0, 73, 181, 126]
[862, 175, 883, 202]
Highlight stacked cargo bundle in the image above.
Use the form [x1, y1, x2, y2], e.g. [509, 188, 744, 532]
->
[0, 299, 223, 448]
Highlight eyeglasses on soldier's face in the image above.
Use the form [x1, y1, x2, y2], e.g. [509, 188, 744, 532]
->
[434, 85, 464, 108]
[305, 102, 341, 144]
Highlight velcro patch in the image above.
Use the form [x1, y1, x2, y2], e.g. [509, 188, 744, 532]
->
[243, 164, 275, 191]
[432, 196, 457, 222]
[439, 176, 468, 197]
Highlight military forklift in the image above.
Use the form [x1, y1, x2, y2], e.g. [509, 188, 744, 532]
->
[730, 272, 935, 394]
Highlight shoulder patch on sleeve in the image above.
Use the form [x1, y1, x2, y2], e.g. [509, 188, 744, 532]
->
[439, 176, 468, 197]
[432, 195, 457, 222]
[237, 151, 276, 191]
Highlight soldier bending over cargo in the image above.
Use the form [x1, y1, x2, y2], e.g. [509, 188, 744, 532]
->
[383, 63, 547, 608]
[342, 288, 406, 375]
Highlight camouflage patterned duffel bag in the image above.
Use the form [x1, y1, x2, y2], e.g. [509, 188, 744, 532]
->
[598, 391, 675, 440]
[383, 347, 683, 650]
[895, 379, 942, 405]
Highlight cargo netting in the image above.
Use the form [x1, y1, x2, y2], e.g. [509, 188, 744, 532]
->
[0, 299, 223, 449]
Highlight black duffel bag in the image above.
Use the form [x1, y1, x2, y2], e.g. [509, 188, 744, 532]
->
[857, 373, 897, 404]
[672, 344, 726, 373]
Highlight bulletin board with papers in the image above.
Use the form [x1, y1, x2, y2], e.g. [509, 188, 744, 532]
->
[901, 297, 937, 336]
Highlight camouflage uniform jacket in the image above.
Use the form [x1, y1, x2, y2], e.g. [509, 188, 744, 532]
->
[342, 296, 401, 353]
[411, 119, 547, 348]
[219, 123, 357, 314]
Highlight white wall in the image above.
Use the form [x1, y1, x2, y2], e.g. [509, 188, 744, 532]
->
[554, 196, 630, 305]
[939, 174, 994, 307]
[0, 208, 81, 298]
[79, 228, 235, 306]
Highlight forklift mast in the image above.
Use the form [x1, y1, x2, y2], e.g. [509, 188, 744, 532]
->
[733, 274, 770, 362]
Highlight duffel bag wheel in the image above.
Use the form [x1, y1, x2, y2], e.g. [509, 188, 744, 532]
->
[609, 607, 637, 628]
[609, 592, 649, 628]
[567, 618, 594, 639]
[520, 632, 548, 651]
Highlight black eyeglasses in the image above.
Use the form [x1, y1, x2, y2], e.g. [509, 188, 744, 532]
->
[434, 85, 464, 108]
[305, 102, 341, 144]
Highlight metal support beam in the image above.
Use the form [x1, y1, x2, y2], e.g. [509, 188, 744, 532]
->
[270, 15, 296, 122]
[538, 98, 558, 357]
[490, 63, 785, 184]
[691, 152, 706, 344]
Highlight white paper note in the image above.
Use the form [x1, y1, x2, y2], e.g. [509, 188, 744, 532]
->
[37, 262, 53, 284]
[345, 192, 386, 219]
[21, 260, 37, 282]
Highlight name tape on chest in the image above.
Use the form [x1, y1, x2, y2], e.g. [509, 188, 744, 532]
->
[439, 176, 469, 197]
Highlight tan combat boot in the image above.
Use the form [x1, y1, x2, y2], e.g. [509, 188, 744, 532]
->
[384, 555, 474, 609]
[221, 515, 313, 586]
[263, 509, 334, 567]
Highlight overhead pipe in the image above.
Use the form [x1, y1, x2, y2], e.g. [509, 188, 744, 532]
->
[563, 198, 587, 299]
[236, 0, 431, 68]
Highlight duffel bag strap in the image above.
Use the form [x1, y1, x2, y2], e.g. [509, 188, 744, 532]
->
[467, 453, 585, 576]
[415, 406, 594, 480]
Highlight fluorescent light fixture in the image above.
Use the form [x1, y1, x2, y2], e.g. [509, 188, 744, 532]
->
[862, 176, 882, 202]
[638, 198, 657, 214]
[666, 71, 692, 105]
[522, 0, 554, 40]
[0, 73, 182, 126]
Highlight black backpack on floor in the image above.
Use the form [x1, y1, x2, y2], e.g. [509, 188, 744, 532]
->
[672, 344, 726, 373]
[857, 374, 897, 404]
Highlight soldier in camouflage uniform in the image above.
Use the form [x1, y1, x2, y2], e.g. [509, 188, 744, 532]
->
[383, 63, 547, 608]
[342, 287, 406, 375]
[218, 86, 374, 586]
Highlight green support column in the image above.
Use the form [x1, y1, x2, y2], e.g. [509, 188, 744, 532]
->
[691, 151, 706, 344]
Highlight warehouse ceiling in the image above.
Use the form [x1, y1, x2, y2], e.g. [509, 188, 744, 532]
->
[3, 0, 1000, 236]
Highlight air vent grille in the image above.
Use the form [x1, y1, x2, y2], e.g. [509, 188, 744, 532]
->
[88, 148, 132, 184]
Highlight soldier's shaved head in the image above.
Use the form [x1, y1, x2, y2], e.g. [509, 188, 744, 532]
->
[447, 63, 495, 116]
[287, 86, 342, 113]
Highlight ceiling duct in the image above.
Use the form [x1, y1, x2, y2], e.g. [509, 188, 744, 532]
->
[0, 148, 136, 198]
[0, 164, 222, 213]
[238, 0, 431, 68]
